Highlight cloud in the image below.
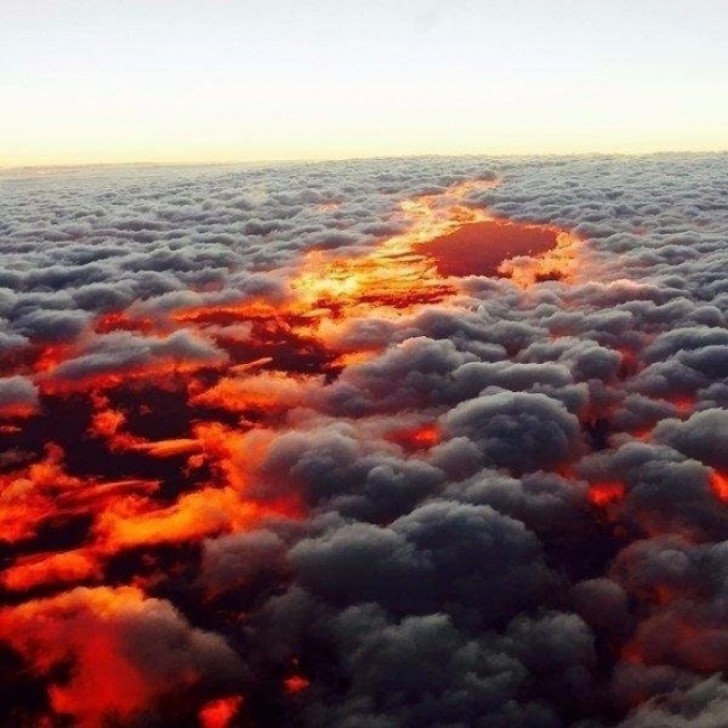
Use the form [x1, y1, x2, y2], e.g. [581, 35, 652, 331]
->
[654, 409, 728, 469]
[620, 676, 728, 728]
[444, 390, 583, 473]
[0, 586, 244, 726]
[1, 153, 728, 725]
[0, 375, 38, 415]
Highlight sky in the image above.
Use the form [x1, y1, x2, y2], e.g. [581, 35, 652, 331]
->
[2, 0, 728, 167]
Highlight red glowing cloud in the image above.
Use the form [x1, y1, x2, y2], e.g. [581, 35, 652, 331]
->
[284, 674, 311, 694]
[199, 696, 245, 728]
[588, 481, 627, 508]
[0, 586, 242, 726]
[0, 178, 591, 724]
[709, 470, 728, 503]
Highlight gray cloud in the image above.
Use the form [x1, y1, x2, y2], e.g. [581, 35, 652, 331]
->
[1, 153, 727, 726]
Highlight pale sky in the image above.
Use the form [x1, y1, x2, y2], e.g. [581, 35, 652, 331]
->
[2, 0, 727, 167]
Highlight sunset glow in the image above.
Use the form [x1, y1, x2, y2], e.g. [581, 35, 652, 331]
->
[2, 1, 727, 168]
[2, 2, 727, 724]
[0, 180, 588, 718]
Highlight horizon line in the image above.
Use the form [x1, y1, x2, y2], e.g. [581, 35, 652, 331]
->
[2, 147, 727, 175]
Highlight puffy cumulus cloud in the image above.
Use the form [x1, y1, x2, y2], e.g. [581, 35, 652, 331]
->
[322, 335, 478, 415]
[443, 469, 592, 545]
[607, 537, 728, 676]
[578, 441, 728, 539]
[289, 501, 555, 627]
[308, 608, 557, 728]
[609, 537, 728, 603]
[0, 375, 38, 415]
[619, 676, 728, 728]
[46, 329, 227, 387]
[1, 153, 728, 725]
[444, 391, 583, 473]
[571, 577, 632, 635]
[200, 528, 290, 595]
[256, 423, 445, 520]
[653, 408, 728, 470]
[501, 611, 597, 705]
[289, 520, 432, 612]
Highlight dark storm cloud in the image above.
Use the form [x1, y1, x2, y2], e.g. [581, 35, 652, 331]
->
[444, 391, 583, 472]
[288, 500, 556, 630]
[305, 608, 563, 728]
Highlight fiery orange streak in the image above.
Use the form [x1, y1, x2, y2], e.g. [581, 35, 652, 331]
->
[1, 549, 102, 591]
[386, 423, 441, 451]
[1, 179, 581, 577]
[0, 178, 596, 723]
[80, 423, 303, 555]
[0, 403, 37, 419]
[0, 444, 85, 544]
[92, 487, 258, 549]
[127, 438, 202, 458]
[88, 406, 203, 457]
[55, 479, 160, 510]
[38, 356, 225, 396]
[94, 311, 155, 335]
[291, 181, 495, 315]
[190, 370, 315, 414]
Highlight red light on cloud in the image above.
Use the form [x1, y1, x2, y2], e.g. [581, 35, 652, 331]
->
[94, 310, 155, 335]
[666, 393, 696, 415]
[0, 587, 191, 725]
[588, 481, 626, 508]
[284, 674, 311, 694]
[0, 178, 590, 722]
[709, 470, 728, 503]
[199, 696, 245, 728]
[1, 549, 102, 592]
[386, 423, 440, 451]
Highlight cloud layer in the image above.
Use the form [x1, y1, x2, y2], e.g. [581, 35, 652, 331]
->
[0, 153, 727, 726]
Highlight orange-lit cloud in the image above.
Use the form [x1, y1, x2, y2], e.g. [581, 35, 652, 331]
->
[1, 549, 102, 592]
[0, 177, 612, 725]
[0, 586, 242, 726]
